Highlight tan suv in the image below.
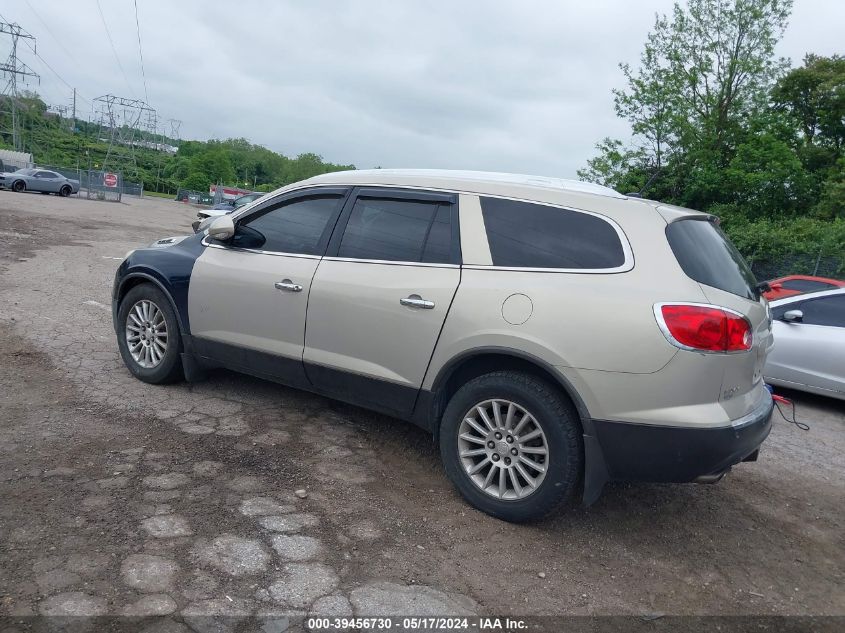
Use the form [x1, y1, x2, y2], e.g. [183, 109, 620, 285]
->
[113, 169, 774, 521]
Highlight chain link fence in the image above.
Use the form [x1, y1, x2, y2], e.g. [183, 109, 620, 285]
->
[749, 252, 844, 282]
[176, 188, 214, 205]
[2, 159, 144, 202]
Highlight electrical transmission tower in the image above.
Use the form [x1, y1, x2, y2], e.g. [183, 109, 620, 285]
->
[167, 118, 182, 142]
[93, 94, 157, 179]
[0, 21, 40, 152]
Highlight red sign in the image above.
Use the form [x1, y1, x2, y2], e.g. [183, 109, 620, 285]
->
[209, 184, 254, 200]
[104, 173, 118, 188]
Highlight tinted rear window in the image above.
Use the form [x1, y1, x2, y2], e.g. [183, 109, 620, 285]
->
[666, 219, 758, 300]
[781, 279, 834, 292]
[480, 197, 626, 269]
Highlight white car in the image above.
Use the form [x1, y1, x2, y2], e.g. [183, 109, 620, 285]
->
[764, 288, 845, 400]
[196, 192, 265, 222]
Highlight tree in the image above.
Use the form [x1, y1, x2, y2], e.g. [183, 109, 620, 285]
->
[182, 172, 210, 192]
[613, 16, 676, 172]
[665, 0, 792, 159]
[577, 138, 648, 192]
[579, 0, 845, 276]
[772, 54, 845, 151]
[583, 0, 794, 204]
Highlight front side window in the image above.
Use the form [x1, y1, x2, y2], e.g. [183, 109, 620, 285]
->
[798, 295, 845, 328]
[480, 197, 626, 269]
[337, 197, 452, 263]
[234, 194, 343, 255]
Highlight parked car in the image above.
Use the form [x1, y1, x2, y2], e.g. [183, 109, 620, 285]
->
[112, 169, 774, 521]
[196, 192, 265, 222]
[764, 288, 845, 400]
[0, 168, 79, 196]
[762, 274, 845, 300]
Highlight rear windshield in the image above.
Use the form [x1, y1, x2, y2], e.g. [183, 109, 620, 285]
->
[666, 218, 758, 300]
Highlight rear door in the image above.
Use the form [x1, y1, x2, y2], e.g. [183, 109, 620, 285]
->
[188, 187, 348, 386]
[304, 188, 461, 416]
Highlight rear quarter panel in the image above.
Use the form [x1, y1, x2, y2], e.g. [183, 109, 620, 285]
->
[423, 195, 709, 389]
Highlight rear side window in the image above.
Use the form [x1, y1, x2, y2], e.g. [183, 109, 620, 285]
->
[479, 197, 626, 269]
[666, 219, 758, 300]
[338, 197, 452, 263]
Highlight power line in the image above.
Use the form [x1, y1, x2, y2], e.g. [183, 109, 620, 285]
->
[0, 10, 91, 108]
[22, 0, 78, 64]
[132, 0, 149, 105]
[94, 0, 136, 98]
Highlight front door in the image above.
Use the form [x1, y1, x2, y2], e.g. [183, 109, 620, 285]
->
[304, 188, 461, 416]
[187, 187, 348, 387]
[768, 293, 845, 394]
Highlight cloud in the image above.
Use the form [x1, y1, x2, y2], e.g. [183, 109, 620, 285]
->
[2, 0, 842, 178]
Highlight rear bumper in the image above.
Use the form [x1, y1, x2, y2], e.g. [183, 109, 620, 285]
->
[583, 392, 773, 501]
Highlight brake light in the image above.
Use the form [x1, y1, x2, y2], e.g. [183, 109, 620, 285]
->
[655, 304, 752, 352]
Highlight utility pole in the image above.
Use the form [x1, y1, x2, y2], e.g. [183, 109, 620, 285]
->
[0, 20, 39, 152]
[72, 88, 76, 130]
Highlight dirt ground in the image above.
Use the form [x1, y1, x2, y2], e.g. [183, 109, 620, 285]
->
[0, 191, 843, 630]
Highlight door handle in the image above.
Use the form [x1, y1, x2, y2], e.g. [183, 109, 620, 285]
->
[400, 294, 435, 309]
[275, 279, 303, 293]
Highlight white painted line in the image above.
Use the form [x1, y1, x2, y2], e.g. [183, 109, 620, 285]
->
[101, 256, 124, 260]
[83, 300, 111, 312]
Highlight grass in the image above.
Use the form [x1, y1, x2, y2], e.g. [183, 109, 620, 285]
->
[143, 190, 177, 200]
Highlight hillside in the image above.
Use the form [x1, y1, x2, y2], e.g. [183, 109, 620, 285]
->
[0, 92, 355, 195]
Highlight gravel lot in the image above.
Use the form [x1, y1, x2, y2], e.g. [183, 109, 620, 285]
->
[0, 192, 843, 628]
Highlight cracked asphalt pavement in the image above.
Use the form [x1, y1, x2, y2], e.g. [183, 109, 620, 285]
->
[0, 192, 843, 630]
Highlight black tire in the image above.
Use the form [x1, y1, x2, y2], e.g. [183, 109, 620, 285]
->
[116, 283, 184, 384]
[439, 371, 583, 522]
[12, 180, 25, 193]
[59, 185, 72, 197]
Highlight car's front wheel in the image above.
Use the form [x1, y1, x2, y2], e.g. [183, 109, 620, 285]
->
[439, 371, 583, 522]
[59, 185, 72, 197]
[116, 283, 184, 384]
[12, 180, 25, 193]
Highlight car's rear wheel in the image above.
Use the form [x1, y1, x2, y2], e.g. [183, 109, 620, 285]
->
[12, 180, 25, 193]
[59, 185, 72, 197]
[116, 283, 184, 384]
[439, 371, 582, 522]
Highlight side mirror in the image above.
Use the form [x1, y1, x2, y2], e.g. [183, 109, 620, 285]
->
[207, 215, 235, 241]
[782, 309, 803, 323]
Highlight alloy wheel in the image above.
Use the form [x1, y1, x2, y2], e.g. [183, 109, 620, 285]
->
[125, 299, 168, 368]
[457, 399, 549, 500]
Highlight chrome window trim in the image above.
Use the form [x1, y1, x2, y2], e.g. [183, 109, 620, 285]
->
[461, 264, 630, 274]
[200, 236, 321, 260]
[653, 301, 754, 355]
[322, 256, 459, 269]
[228, 182, 634, 272]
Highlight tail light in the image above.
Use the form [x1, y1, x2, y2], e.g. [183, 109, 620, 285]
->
[655, 303, 752, 353]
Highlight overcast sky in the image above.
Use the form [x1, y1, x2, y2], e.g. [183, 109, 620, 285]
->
[1, 1, 843, 177]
